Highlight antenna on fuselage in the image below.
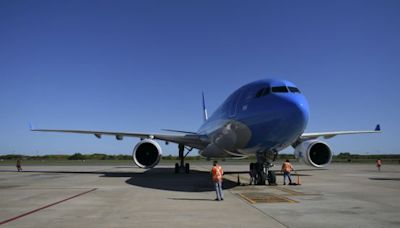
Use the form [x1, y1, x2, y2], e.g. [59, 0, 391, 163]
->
[202, 91, 208, 122]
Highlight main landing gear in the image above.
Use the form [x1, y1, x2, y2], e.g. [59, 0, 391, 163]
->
[175, 144, 192, 174]
[249, 151, 277, 185]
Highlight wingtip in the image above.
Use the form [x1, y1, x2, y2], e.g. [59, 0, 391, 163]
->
[29, 122, 35, 131]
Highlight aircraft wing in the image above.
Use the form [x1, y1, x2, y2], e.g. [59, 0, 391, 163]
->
[300, 124, 382, 140]
[31, 127, 209, 149]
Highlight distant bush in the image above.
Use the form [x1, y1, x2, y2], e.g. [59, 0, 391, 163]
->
[68, 153, 86, 160]
[0, 154, 24, 160]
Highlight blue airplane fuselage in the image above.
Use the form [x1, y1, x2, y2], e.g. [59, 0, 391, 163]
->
[197, 79, 309, 158]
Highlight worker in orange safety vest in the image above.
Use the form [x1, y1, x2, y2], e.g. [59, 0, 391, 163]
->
[211, 160, 224, 201]
[281, 159, 294, 185]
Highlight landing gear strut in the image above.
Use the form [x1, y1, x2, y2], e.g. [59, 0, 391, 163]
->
[175, 144, 192, 174]
[249, 151, 277, 185]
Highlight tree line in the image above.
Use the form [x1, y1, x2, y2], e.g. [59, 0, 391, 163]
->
[1, 153, 399, 161]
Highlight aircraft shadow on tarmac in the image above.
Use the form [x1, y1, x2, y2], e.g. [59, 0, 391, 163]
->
[123, 168, 237, 192]
[1, 168, 237, 192]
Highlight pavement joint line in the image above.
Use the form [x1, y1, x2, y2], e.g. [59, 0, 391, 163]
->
[0, 188, 97, 226]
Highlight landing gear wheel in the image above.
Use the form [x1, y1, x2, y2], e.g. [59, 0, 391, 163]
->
[249, 163, 255, 170]
[267, 170, 276, 185]
[254, 163, 266, 185]
[257, 171, 266, 185]
[249, 163, 255, 185]
[175, 144, 193, 174]
[185, 163, 190, 174]
[175, 163, 180, 174]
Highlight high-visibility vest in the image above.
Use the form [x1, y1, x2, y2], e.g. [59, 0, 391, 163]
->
[282, 162, 293, 173]
[212, 165, 224, 182]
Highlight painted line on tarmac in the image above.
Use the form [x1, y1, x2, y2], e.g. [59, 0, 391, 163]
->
[0, 188, 97, 226]
[238, 193, 257, 204]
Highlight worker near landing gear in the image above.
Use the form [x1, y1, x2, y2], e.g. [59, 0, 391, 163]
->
[211, 161, 224, 201]
[281, 159, 294, 185]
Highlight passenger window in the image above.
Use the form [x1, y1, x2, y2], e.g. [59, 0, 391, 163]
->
[288, 87, 301, 93]
[271, 86, 288, 93]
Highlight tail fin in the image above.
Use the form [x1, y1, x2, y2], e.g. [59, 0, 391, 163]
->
[202, 91, 208, 122]
[375, 124, 381, 131]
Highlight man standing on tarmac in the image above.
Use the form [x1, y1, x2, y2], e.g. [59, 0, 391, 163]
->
[281, 159, 294, 185]
[16, 159, 22, 172]
[211, 161, 224, 201]
[376, 159, 382, 172]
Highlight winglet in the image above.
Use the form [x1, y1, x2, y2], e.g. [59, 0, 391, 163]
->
[202, 91, 208, 122]
[29, 122, 35, 131]
[375, 124, 381, 131]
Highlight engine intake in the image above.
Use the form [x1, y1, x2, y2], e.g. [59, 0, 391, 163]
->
[132, 139, 162, 169]
[294, 140, 332, 168]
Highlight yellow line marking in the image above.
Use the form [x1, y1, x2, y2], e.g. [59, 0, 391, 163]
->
[272, 186, 304, 195]
[238, 193, 256, 204]
[238, 192, 299, 204]
[273, 194, 299, 203]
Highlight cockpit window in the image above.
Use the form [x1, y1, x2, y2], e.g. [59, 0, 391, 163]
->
[271, 86, 289, 93]
[288, 87, 301, 93]
[255, 87, 270, 98]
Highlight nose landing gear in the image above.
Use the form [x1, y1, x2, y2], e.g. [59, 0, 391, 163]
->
[249, 151, 277, 185]
[249, 163, 276, 185]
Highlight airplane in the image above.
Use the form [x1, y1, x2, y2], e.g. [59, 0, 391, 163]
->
[31, 79, 381, 185]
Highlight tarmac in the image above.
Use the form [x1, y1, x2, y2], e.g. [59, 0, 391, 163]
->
[1, 162, 400, 228]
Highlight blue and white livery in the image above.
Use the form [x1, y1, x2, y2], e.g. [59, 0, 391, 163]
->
[32, 79, 381, 184]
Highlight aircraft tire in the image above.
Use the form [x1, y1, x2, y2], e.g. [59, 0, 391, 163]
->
[175, 163, 180, 174]
[267, 170, 276, 185]
[249, 162, 255, 170]
[185, 163, 190, 174]
[257, 171, 266, 185]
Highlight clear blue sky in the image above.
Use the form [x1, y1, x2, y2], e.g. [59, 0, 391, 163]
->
[0, 0, 399, 156]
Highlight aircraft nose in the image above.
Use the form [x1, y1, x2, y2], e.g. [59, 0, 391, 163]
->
[283, 95, 309, 129]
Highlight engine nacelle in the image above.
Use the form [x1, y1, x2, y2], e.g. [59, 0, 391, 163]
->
[132, 139, 162, 169]
[294, 140, 332, 168]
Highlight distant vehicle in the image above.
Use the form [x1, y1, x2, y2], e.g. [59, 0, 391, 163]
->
[32, 79, 381, 185]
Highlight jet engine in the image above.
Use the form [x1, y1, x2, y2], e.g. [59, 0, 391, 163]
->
[294, 140, 332, 168]
[132, 139, 162, 169]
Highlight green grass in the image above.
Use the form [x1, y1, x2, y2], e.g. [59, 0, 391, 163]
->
[0, 160, 134, 166]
